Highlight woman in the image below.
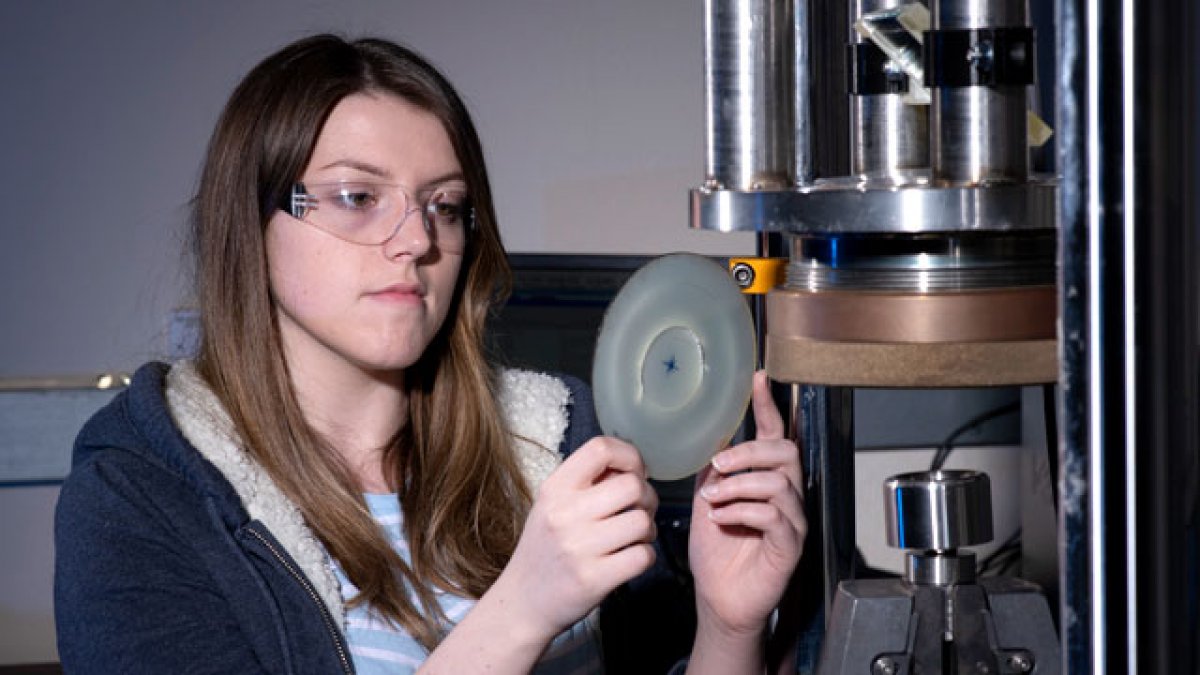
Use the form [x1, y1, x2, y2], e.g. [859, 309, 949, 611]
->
[54, 34, 806, 674]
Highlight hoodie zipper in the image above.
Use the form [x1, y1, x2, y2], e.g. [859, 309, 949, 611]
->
[244, 526, 353, 674]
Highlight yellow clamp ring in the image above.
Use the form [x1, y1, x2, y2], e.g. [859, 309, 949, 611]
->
[728, 257, 786, 295]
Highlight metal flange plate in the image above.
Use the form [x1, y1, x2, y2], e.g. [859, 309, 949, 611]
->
[690, 178, 1057, 234]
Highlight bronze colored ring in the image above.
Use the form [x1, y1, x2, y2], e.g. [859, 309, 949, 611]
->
[766, 286, 1056, 344]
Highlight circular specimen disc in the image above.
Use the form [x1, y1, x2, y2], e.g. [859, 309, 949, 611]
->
[592, 253, 757, 480]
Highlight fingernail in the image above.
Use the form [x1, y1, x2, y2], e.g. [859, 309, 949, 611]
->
[710, 454, 726, 471]
[707, 507, 721, 522]
[700, 484, 719, 501]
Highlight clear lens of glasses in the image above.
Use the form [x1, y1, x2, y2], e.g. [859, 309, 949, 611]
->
[286, 181, 471, 252]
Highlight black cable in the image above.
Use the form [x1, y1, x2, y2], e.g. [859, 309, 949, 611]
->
[977, 528, 1022, 577]
[929, 400, 1022, 471]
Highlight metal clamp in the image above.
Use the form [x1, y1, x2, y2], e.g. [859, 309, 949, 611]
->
[729, 257, 786, 294]
[924, 27, 1035, 87]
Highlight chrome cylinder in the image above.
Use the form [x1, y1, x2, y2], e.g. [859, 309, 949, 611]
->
[703, 0, 794, 190]
[851, 96, 929, 181]
[907, 550, 978, 586]
[793, 0, 813, 184]
[806, 385, 857, 617]
[885, 470, 994, 551]
[850, 0, 928, 179]
[935, 0, 1025, 31]
[930, 0, 1029, 184]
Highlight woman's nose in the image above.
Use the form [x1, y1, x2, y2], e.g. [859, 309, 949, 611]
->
[381, 207, 432, 259]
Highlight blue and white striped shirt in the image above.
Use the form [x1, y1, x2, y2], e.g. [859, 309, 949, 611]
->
[333, 493, 604, 675]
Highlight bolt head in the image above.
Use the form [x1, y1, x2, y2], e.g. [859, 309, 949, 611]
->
[872, 657, 898, 675]
[731, 263, 755, 288]
[1007, 654, 1033, 672]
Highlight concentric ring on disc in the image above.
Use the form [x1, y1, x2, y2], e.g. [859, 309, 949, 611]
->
[592, 253, 757, 480]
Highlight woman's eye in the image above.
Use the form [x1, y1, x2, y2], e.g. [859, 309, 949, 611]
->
[428, 193, 469, 223]
[433, 203, 462, 222]
[330, 187, 379, 210]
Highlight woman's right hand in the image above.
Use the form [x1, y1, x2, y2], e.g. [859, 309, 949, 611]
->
[495, 436, 659, 643]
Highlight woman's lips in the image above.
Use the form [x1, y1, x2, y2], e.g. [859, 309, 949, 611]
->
[366, 283, 424, 304]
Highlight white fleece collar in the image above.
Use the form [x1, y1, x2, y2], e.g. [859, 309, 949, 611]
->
[496, 368, 570, 492]
[164, 361, 571, 628]
[165, 361, 345, 624]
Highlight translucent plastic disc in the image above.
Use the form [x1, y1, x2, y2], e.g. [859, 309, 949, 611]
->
[592, 253, 756, 480]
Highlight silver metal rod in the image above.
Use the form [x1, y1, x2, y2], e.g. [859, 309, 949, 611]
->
[849, 0, 929, 178]
[1113, 0, 1199, 669]
[851, 96, 929, 179]
[931, 0, 1029, 184]
[1058, 0, 1148, 669]
[793, 0, 813, 185]
[1057, 0, 1092, 667]
[1119, 0, 1138, 667]
[801, 384, 855, 616]
[704, 0, 795, 191]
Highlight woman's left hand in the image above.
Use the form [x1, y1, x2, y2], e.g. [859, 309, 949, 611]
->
[688, 370, 807, 643]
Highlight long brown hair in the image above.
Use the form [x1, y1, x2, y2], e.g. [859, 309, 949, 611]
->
[190, 34, 526, 648]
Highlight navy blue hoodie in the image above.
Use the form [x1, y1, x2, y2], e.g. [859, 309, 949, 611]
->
[54, 362, 604, 674]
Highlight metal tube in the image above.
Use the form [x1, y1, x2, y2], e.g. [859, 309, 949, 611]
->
[1126, 0, 1198, 670]
[704, 0, 795, 191]
[1057, 0, 1145, 670]
[801, 384, 856, 616]
[931, 0, 1029, 184]
[851, 96, 929, 180]
[850, 0, 929, 179]
[1058, 0, 1200, 666]
[783, 380, 824, 674]
[793, 0, 814, 185]
[1056, 0, 1101, 666]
